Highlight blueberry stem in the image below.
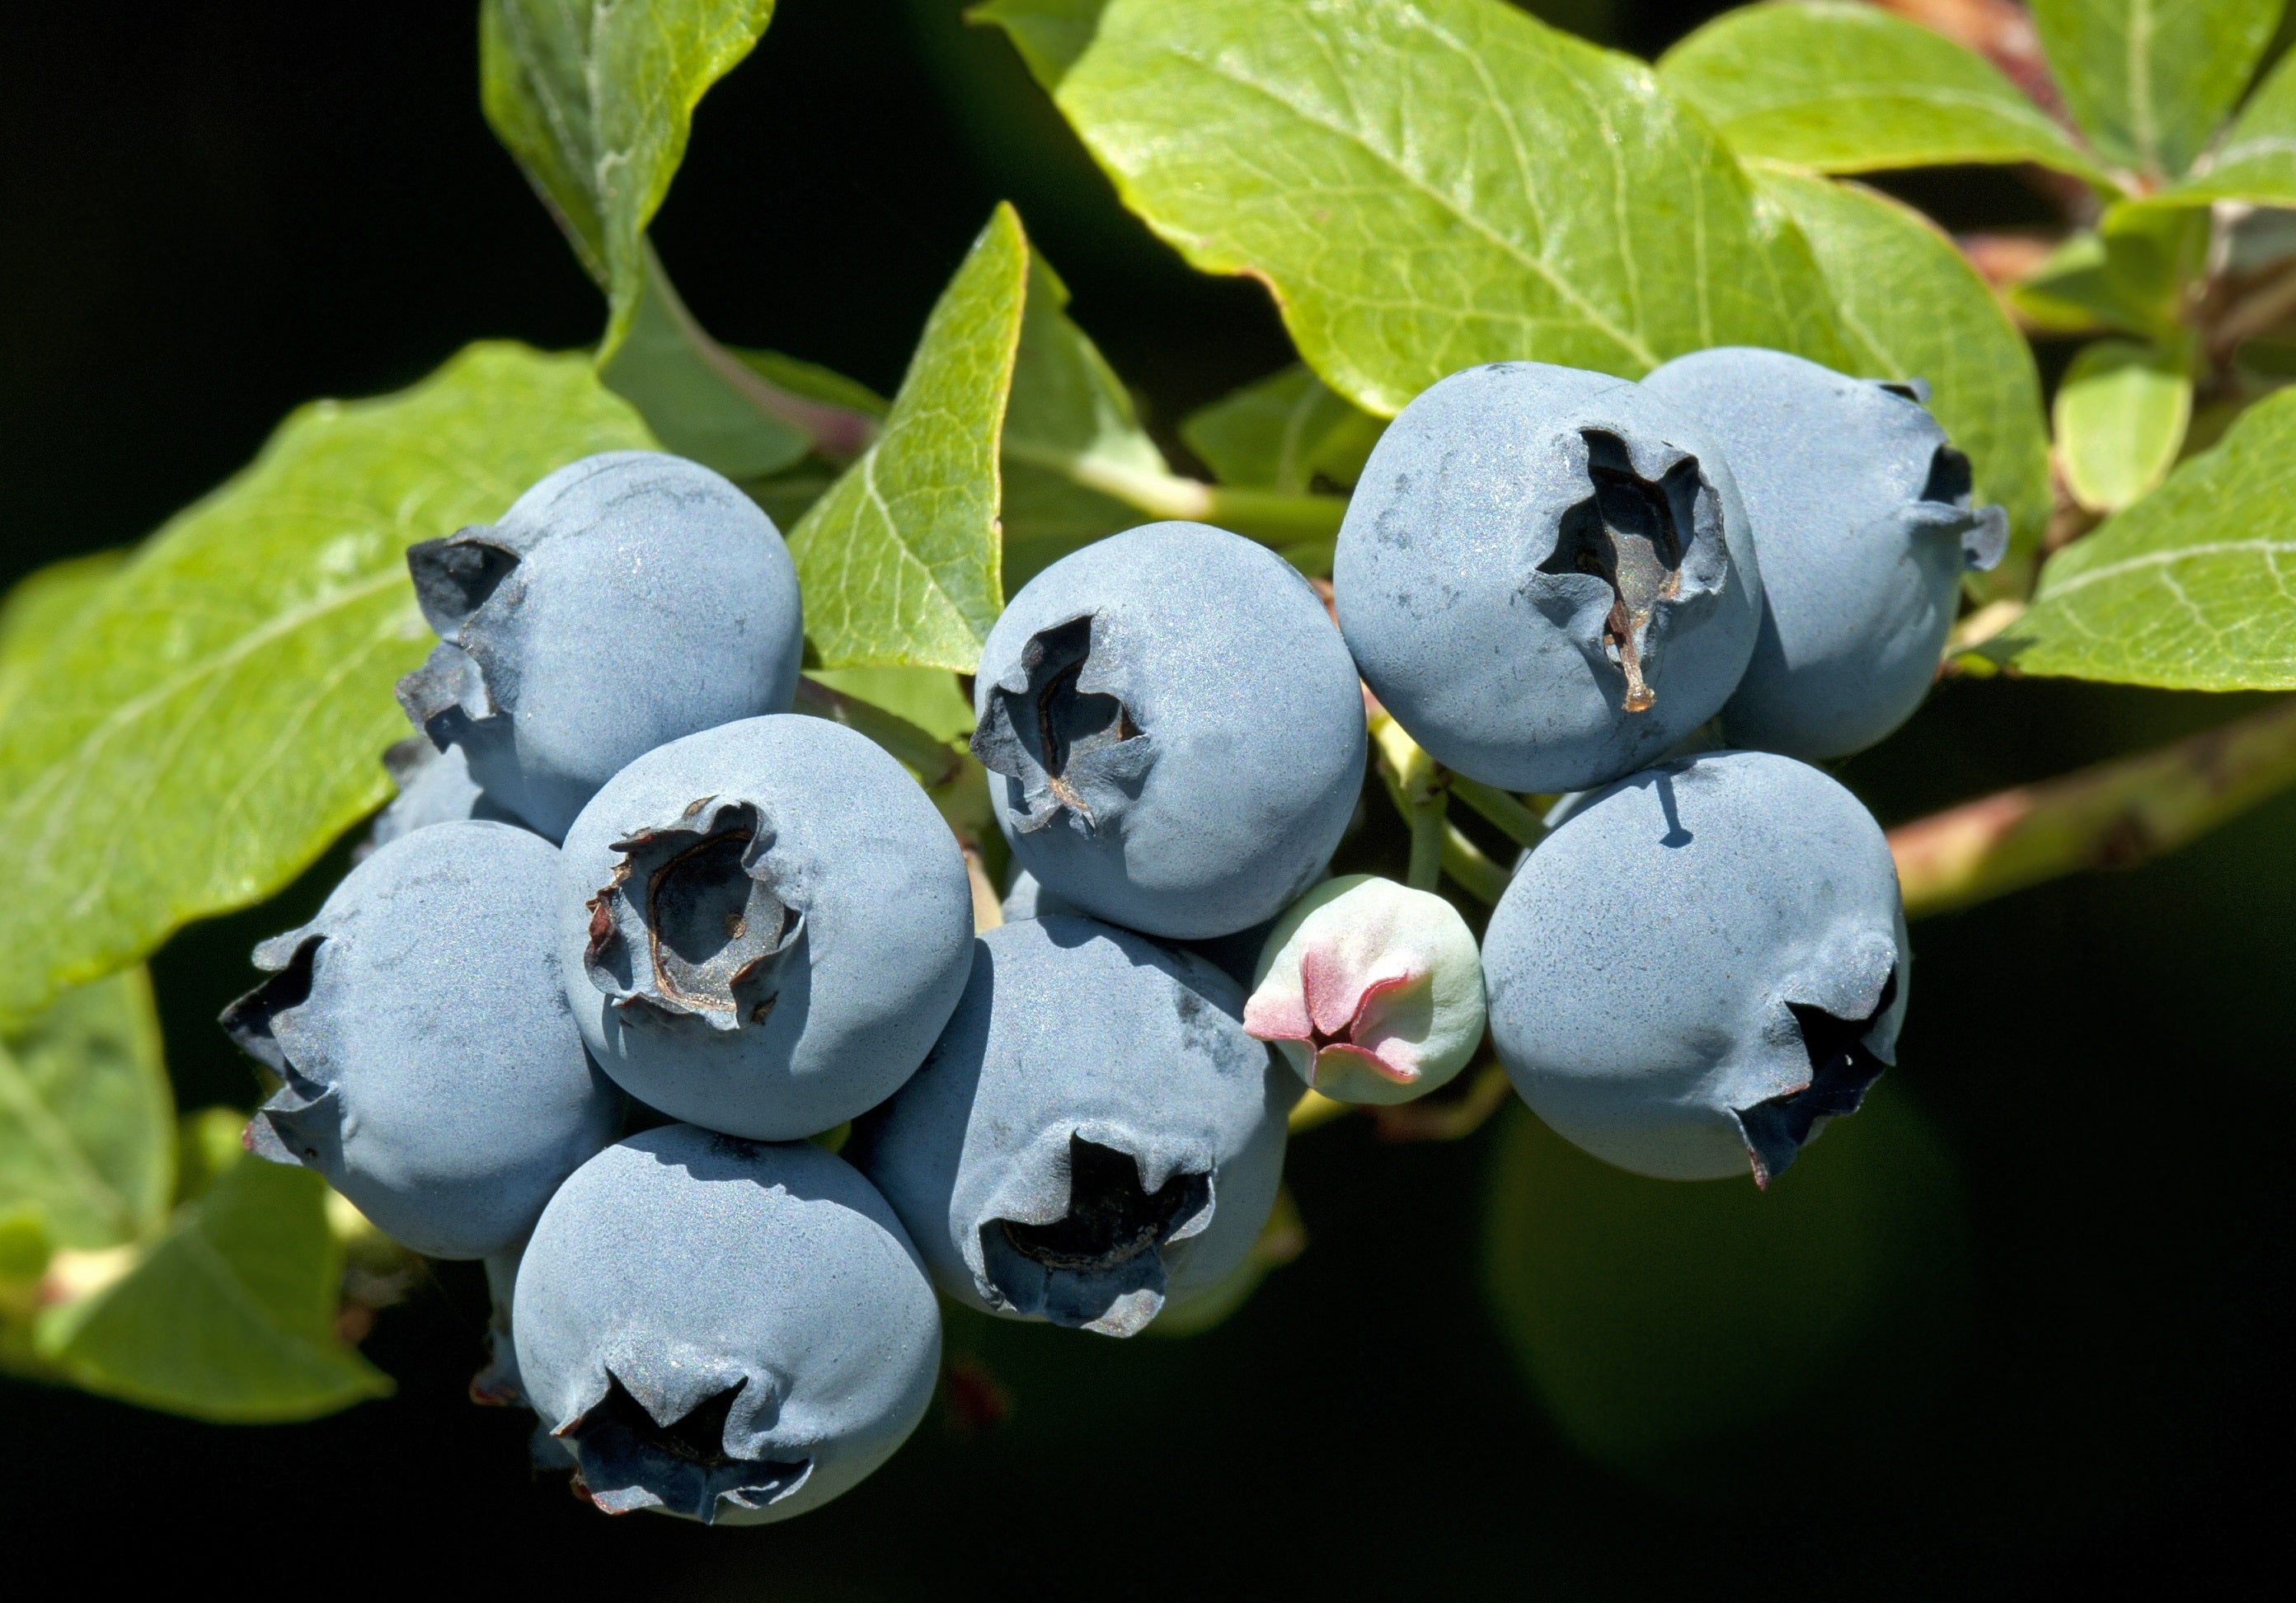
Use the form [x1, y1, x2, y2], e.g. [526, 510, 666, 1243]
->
[1439, 822, 1510, 905]
[1448, 776, 1548, 850]
[1002, 442, 1349, 547]
[1370, 711, 1446, 891]
[1890, 694, 2296, 917]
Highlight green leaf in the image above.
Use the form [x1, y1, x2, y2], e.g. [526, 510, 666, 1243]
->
[0, 551, 129, 729]
[1180, 364, 1385, 493]
[2162, 45, 2296, 204]
[1987, 384, 2296, 687]
[2030, 0, 2283, 179]
[968, 0, 1108, 87]
[480, 0, 777, 349]
[730, 349, 891, 419]
[35, 1149, 390, 1423]
[2007, 202, 2212, 339]
[805, 667, 976, 744]
[0, 969, 172, 1252]
[1001, 253, 1173, 590]
[788, 204, 1030, 670]
[0, 343, 654, 1026]
[2055, 338, 2194, 512]
[1757, 171, 2053, 595]
[1659, 2, 2112, 186]
[998, 0, 1849, 415]
[1482, 1083, 1969, 1479]
[595, 243, 829, 480]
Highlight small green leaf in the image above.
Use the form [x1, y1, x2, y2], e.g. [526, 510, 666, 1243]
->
[1757, 171, 2053, 596]
[1988, 384, 2296, 687]
[0, 969, 171, 1252]
[1001, 253, 1173, 589]
[1001, 0, 1848, 415]
[2030, 0, 2283, 179]
[0, 343, 654, 1027]
[1180, 365, 1385, 493]
[2007, 203, 2211, 340]
[481, 0, 777, 349]
[35, 1149, 390, 1423]
[788, 204, 1030, 671]
[2055, 339, 2194, 513]
[2162, 45, 2296, 204]
[1482, 1083, 1969, 1479]
[1659, 2, 2112, 186]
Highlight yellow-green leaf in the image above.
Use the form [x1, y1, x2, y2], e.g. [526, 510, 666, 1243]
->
[35, 1150, 390, 1423]
[0, 969, 172, 1252]
[2031, 0, 2282, 180]
[788, 204, 1029, 669]
[997, 0, 1850, 415]
[1987, 385, 2296, 687]
[2055, 339, 2194, 513]
[1660, 2, 2113, 186]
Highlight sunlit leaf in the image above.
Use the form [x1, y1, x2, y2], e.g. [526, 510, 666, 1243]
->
[1660, 2, 2111, 185]
[2055, 339, 2194, 513]
[993, 0, 1849, 415]
[1988, 385, 2296, 687]
[788, 204, 1028, 669]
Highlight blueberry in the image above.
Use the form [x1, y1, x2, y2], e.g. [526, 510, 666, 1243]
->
[1641, 347, 2008, 760]
[971, 521, 1366, 940]
[1002, 866, 1278, 991]
[1334, 362, 1761, 792]
[514, 1125, 941, 1525]
[363, 737, 519, 857]
[852, 915, 1296, 1336]
[1481, 750, 1907, 1185]
[222, 820, 624, 1258]
[558, 714, 974, 1141]
[396, 451, 804, 840]
[1245, 874, 1486, 1105]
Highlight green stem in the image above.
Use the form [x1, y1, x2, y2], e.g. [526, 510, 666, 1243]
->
[1447, 776, 1547, 850]
[1440, 821, 1511, 904]
[1890, 696, 2296, 917]
[1003, 443, 1349, 546]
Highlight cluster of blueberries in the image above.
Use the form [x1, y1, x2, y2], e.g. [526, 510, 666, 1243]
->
[220, 346, 2002, 1524]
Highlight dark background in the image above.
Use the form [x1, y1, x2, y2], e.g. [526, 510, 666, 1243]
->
[2, 2, 2288, 1594]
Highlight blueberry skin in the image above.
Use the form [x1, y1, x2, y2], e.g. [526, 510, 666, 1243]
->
[363, 738, 519, 857]
[514, 1126, 941, 1526]
[853, 915, 1297, 1337]
[1334, 362, 1761, 792]
[557, 715, 974, 1141]
[971, 521, 1366, 940]
[221, 820, 624, 1259]
[1482, 750, 1908, 1186]
[396, 451, 804, 840]
[1001, 867, 1276, 990]
[1642, 347, 2008, 761]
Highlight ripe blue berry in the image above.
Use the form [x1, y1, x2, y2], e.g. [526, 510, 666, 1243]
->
[397, 451, 804, 840]
[1334, 362, 1761, 792]
[514, 1126, 941, 1525]
[222, 820, 624, 1258]
[1481, 750, 1907, 1186]
[854, 915, 1296, 1336]
[972, 521, 1366, 940]
[364, 738, 518, 855]
[1641, 347, 2008, 760]
[557, 714, 974, 1141]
